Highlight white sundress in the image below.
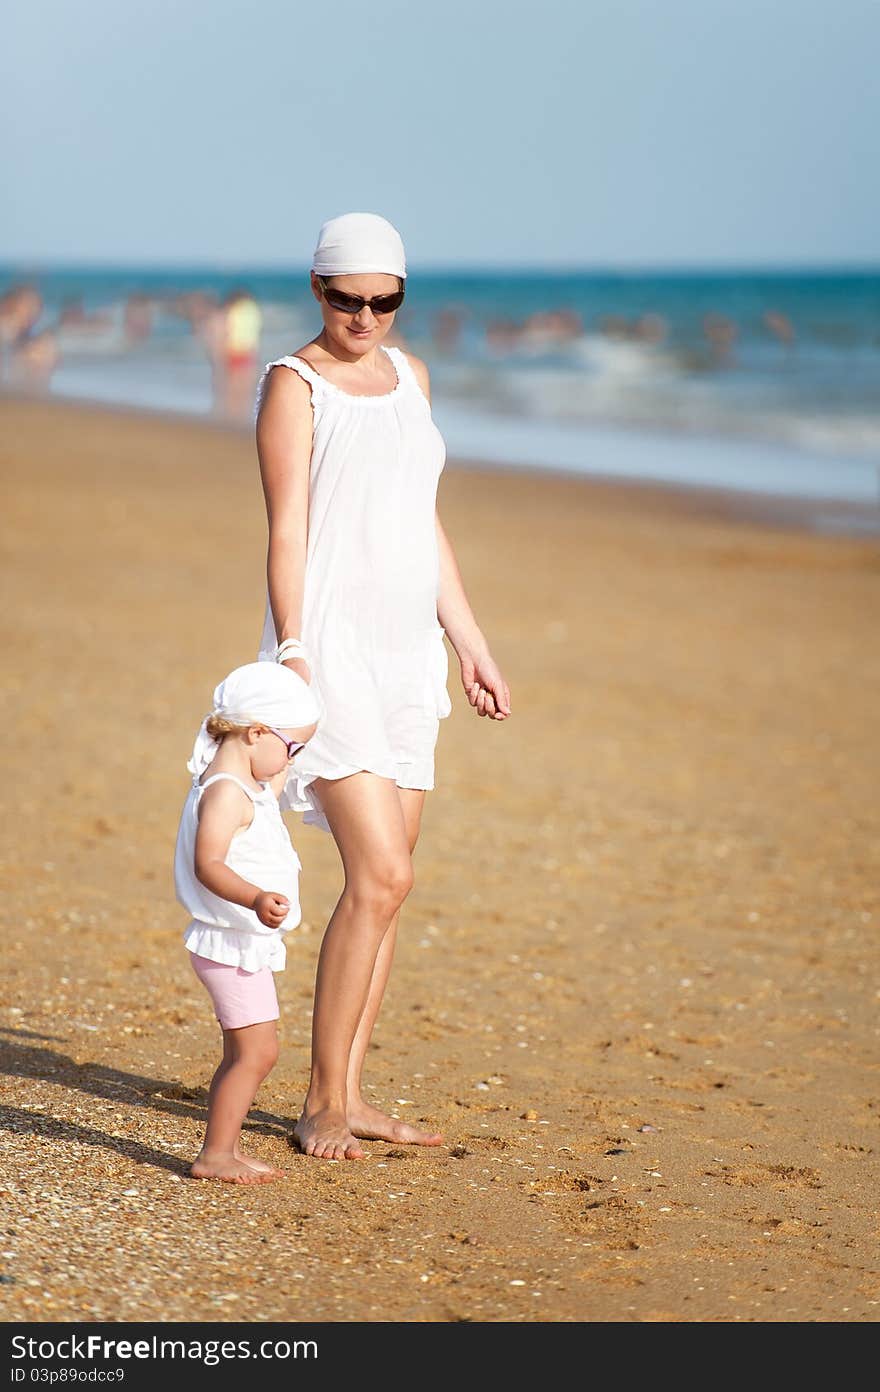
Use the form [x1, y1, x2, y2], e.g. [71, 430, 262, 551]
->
[174, 772, 302, 972]
[255, 344, 452, 831]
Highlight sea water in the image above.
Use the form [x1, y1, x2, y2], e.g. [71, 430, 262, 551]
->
[2, 264, 878, 504]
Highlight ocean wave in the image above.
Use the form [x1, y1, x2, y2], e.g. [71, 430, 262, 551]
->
[4, 266, 878, 499]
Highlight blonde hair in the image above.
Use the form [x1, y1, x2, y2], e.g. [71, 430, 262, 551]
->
[205, 714, 267, 740]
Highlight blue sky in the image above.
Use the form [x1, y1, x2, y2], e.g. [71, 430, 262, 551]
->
[2, 0, 877, 268]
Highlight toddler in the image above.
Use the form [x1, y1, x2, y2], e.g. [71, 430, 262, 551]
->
[174, 662, 320, 1182]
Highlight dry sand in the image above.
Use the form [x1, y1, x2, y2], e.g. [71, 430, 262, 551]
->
[1, 396, 879, 1324]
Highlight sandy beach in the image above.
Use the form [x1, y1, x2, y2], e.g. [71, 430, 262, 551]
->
[1, 395, 879, 1324]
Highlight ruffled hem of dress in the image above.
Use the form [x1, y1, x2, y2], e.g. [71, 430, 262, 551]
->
[281, 758, 437, 834]
[184, 921, 289, 973]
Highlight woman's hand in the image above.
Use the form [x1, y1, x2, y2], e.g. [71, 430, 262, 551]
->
[282, 656, 311, 685]
[460, 650, 511, 720]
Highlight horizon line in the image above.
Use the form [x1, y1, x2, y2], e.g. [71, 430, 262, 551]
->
[2, 257, 879, 278]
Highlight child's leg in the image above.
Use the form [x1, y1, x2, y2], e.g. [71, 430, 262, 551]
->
[188, 955, 283, 1182]
[200, 1034, 279, 1174]
[192, 1021, 280, 1182]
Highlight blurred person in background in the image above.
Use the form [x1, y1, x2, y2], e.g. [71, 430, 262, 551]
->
[703, 311, 738, 364]
[598, 313, 630, 340]
[224, 287, 263, 370]
[169, 288, 219, 335]
[0, 284, 42, 359]
[520, 307, 583, 351]
[57, 296, 114, 333]
[123, 292, 155, 344]
[632, 313, 667, 344]
[431, 307, 465, 354]
[205, 287, 263, 420]
[9, 326, 60, 391]
[0, 284, 59, 391]
[485, 316, 522, 354]
[763, 308, 796, 351]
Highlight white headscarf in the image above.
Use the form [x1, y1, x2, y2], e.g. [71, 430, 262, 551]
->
[312, 212, 406, 280]
[187, 662, 321, 778]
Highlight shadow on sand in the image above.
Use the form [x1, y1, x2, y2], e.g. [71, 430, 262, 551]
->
[0, 1026, 294, 1174]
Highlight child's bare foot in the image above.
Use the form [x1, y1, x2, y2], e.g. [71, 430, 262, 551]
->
[292, 1108, 366, 1161]
[348, 1101, 443, 1146]
[233, 1148, 285, 1178]
[190, 1152, 277, 1183]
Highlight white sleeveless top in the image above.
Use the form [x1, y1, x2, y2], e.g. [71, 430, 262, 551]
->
[255, 345, 452, 828]
[173, 772, 302, 972]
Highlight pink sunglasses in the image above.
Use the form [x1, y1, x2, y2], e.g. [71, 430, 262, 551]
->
[264, 726, 306, 760]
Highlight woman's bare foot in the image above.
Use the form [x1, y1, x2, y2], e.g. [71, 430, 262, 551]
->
[233, 1146, 285, 1178]
[348, 1101, 443, 1146]
[190, 1152, 278, 1183]
[293, 1107, 366, 1161]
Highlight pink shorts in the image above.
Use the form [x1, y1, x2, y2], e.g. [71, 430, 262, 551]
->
[189, 953, 279, 1030]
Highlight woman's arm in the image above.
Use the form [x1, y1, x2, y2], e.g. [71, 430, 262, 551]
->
[436, 512, 511, 719]
[255, 366, 314, 683]
[434, 512, 487, 664]
[409, 352, 511, 721]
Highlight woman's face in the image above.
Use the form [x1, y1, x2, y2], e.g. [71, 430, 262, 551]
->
[311, 272, 401, 353]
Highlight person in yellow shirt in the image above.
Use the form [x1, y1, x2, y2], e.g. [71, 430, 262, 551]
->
[225, 289, 262, 370]
[207, 288, 263, 419]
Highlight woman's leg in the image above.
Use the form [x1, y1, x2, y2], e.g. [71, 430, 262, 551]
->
[293, 772, 415, 1160]
[345, 788, 442, 1145]
[191, 1021, 280, 1183]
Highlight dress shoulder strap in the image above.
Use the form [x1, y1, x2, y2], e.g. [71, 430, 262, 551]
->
[198, 773, 260, 802]
[384, 346, 428, 403]
[255, 355, 328, 415]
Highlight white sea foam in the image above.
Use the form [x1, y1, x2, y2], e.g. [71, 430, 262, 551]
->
[431, 401, 880, 503]
[42, 343, 880, 505]
[6, 269, 878, 505]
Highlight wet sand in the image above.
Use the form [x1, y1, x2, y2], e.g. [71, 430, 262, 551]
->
[1, 396, 879, 1323]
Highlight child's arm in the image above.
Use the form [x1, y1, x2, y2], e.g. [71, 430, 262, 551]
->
[194, 781, 289, 928]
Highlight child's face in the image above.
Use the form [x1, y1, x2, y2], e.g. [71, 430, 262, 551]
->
[248, 723, 317, 781]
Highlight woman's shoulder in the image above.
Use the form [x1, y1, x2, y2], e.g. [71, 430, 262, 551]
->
[264, 343, 323, 384]
[256, 349, 320, 423]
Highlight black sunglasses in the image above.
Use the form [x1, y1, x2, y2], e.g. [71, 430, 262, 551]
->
[317, 276, 405, 316]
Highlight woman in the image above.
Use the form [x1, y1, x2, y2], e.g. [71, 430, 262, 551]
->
[255, 212, 510, 1161]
